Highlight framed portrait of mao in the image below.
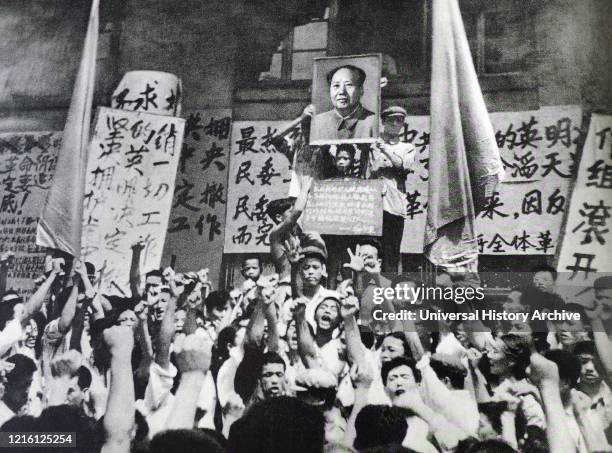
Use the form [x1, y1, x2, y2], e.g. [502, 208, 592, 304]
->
[309, 54, 382, 146]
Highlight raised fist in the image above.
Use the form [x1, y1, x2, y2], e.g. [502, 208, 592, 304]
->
[173, 333, 213, 373]
[131, 239, 145, 253]
[340, 295, 359, 319]
[527, 352, 559, 387]
[50, 350, 82, 378]
[103, 325, 134, 356]
[301, 104, 315, 120]
[223, 392, 245, 419]
[349, 362, 374, 389]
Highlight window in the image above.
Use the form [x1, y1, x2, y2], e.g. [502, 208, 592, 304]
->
[460, 0, 535, 74]
[247, 0, 533, 87]
[260, 10, 329, 81]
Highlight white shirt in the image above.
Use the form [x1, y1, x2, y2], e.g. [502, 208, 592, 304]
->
[368, 141, 415, 217]
[0, 319, 24, 358]
[0, 400, 15, 428]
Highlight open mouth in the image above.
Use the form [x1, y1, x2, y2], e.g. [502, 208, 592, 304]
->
[268, 386, 281, 396]
[394, 389, 405, 396]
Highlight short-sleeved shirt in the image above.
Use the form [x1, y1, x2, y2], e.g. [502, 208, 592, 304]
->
[368, 141, 415, 216]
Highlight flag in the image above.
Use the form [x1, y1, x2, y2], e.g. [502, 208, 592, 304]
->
[425, 0, 504, 271]
[36, 0, 99, 256]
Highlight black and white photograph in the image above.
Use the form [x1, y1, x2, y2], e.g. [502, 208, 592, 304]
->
[0, 1, 611, 453]
[309, 54, 381, 145]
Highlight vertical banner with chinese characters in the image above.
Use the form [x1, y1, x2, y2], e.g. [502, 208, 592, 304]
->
[224, 107, 582, 255]
[557, 114, 612, 288]
[0, 132, 61, 297]
[161, 110, 231, 286]
[401, 105, 584, 255]
[81, 107, 184, 295]
[224, 122, 296, 253]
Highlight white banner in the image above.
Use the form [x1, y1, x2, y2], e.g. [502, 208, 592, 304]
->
[224, 106, 583, 255]
[0, 132, 61, 297]
[557, 113, 612, 287]
[162, 109, 231, 285]
[81, 107, 184, 295]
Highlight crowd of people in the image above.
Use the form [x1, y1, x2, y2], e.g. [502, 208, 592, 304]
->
[0, 186, 611, 453]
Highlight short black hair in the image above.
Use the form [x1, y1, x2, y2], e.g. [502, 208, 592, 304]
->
[477, 401, 507, 434]
[149, 429, 225, 453]
[573, 340, 596, 356]
[266, 197, 295, 220]
[594, 275, 612, 291]
[242, 256, 262, 268]
[429, 356, 467, 389]
[457, 439, 517, 453]
[381, 356, 420, 386]
[382, 332, 412, 360]
[354, 405, 409, 451]
[531, 264, 558, 281]
[77, 366, 92, 390]
[204, 290, 231, 312]
[326, 64, 367, 87]
[544, 349, 581, 388]
[5, 354, 36, 385]
[261, 351, 286, 371]
[228, 396, 324, 453]
[358, 238, 383, 260]
[335, 144, 356, 160]
[36, 405, 101, 453]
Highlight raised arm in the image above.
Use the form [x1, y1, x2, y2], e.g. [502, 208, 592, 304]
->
[155, 268, 179, 370]
[528, 352, 575, 453]
[270, 105, 314, 163]
[101, 326, 135, 453]
[269, 179, 312, 274]
[585, 303, 612, 383]
[340, 294, 367, 367]
[155, 296, 176, 370]
[58, 283, 79, 334]
[294, 298, 318, 368]
[262, 285, 279, 353]
[68, 299, 91, 352]
[281, 234, 305, 300]
[129, 240, 144, 299]
[20, 259, 61, 325]
[244, 290, 267, 348]
[345, 362, 374, 448]
[165, 333, 213, 430]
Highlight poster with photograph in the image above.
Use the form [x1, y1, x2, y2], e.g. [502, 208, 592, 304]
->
[309, 54, 381, 146]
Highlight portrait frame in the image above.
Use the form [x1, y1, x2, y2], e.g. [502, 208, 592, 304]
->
[309, 54, 382, 146]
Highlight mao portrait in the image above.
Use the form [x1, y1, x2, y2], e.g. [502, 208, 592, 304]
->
[309, 54, 381, 146]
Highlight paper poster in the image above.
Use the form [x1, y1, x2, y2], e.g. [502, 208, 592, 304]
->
[81, 107, 184, 295]
[224, 106, 583, 255]
[162, 109, 231, 285]
[224, 121, 295, 253]
[302, 179, 383, 235]
[557, 114, 612, 287]
[0, 132, 61, 297]
[401, 105, 583, 254]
